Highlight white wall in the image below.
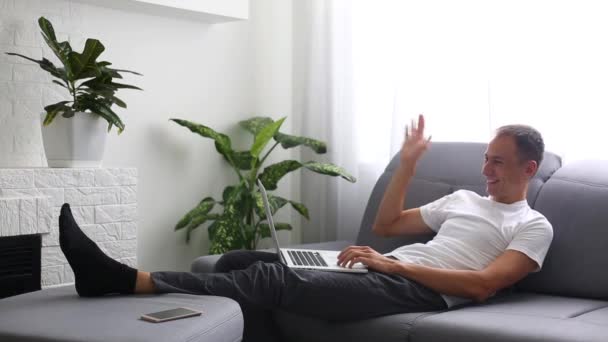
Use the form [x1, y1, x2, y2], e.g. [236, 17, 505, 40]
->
[0, 0, 295, 271]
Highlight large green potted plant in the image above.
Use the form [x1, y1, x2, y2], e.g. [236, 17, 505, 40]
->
[5, 17, 142, 167]
[172, 116, 356, 254]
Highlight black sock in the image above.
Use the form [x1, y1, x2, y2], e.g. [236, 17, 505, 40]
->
[59, 203, 138, 297]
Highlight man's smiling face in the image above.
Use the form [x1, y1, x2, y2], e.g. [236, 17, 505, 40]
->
[482, 134, 536, 204]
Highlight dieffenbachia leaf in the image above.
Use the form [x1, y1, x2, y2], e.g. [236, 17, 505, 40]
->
[253, 192, 288, 219]
[258, 160, 302, 190]
[175, 197, 216, 231]
[258, 223, 293, 238]
[170, 119, 235, 165]
[239, 117, 274, 135]
[274, 132, 327, 154]
[251, 117, 286, 158]
[302, 161, 356, 183]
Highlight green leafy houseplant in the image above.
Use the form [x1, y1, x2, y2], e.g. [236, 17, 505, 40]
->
[172, 116, 356, 254]
[5, 17, 142, 133]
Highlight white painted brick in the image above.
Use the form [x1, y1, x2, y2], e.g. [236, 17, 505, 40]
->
[41, 227, 59, 246]
[13, 117, 42, 153]
[0, 99, 11, 117]
[41, 246, 67, 267]
[41, 265, 63, 286]
[70, 205, 95, 225]
[121, 221, 137, 240]
[0, 0, 13, 11]
[64, 264, 74, 283]
[39, 188, 64, 206]
[120, 239, 137, 258]
[100, 241, 121, 259]
[13, 64, 48, 82]
[95, 168, 138, 186]
[19, 197, 37, 234]
[0, 82, 44, 100]
[14, 0, 70, 16]
[0, 64, 11, 81]
[120, 186, 137, 204]
[1, 45, 43, 64]
[0, 169, 34, 188]
[51, 204, 94, 225]
[14, 28, 43, 47]
[120, 257, 137, 268]
[37, 196, 51, 233]
[65, 187, 120, 206]
[95, 204, 136, 223]
[13, 98, 43, 119]
[43, 83, 71, 104]
[81, 223, 121, 242]
[0, 198, 19, 236]
[35, 169, 95, 188]
[0, 25, 14, 45]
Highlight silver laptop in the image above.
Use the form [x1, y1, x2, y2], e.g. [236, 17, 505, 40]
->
[257, 180, 367, 273]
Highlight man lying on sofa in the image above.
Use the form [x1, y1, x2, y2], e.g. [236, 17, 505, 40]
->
[56, 114, 553, 341]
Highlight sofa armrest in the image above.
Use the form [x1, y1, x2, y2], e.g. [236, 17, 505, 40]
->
[190, 240, 355, 273]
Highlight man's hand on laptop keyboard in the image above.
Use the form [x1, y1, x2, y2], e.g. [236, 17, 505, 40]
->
[337, 246, 399, 273]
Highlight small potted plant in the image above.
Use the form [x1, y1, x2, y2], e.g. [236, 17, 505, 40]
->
[5, 17, 142, 167]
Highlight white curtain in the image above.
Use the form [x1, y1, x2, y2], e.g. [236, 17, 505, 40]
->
[296, 0, 608, 243]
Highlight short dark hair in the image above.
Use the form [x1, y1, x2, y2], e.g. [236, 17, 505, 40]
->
[495, 124, 545, 166]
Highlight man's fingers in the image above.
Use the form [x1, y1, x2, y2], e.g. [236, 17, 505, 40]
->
[418, 114, 425, 136]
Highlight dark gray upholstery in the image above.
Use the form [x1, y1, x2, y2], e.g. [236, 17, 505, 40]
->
[517, 160, 608, 299]
[191, 142, 608, 341]
[0, 285, 243, 342]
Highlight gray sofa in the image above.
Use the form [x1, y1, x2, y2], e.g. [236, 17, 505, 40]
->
[192, 142, 608, 342]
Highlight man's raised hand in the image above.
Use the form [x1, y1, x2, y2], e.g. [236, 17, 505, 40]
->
[400, 114, 432, 167]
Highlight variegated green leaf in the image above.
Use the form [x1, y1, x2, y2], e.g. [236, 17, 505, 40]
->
[239, 117, 274, 135]
[274, 132, 327, 154]
[302, 161, 356, 183]
[251, 117, 285, 158]
[258, 160, 302, 190]
[258, 223, 293, 238]
[170, 119, 235, 163]
[253, 192, 288, 219]
[288, 200, 309, 220]
[175, 197, 216, 231]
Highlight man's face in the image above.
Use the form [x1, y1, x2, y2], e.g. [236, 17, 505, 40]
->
[482, 135, 536, 203]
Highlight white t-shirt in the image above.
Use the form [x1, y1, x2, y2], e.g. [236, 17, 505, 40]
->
[387, 190, 553, 308]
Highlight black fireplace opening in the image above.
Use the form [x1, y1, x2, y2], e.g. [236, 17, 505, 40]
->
[0, 234, 41, 299]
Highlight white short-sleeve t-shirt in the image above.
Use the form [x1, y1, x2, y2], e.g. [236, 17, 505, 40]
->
[387, 190, 553, 308]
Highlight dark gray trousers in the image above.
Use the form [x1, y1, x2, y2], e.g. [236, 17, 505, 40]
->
[151, 250, 446, 341]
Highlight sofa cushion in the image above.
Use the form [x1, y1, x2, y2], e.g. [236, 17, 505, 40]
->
[0, 285, 243, 342]
[518, 160, 608, 299]
[275, 310, 440, 342]
[410, 292, 608, 342]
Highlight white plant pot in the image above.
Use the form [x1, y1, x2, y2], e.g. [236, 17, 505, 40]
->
[40, 112, 108, 168]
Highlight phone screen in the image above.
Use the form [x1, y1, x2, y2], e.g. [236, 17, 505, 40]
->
[145, 307, 201, 320]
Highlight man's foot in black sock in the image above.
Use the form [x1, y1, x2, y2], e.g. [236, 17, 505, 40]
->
[59, 203, 138, 297]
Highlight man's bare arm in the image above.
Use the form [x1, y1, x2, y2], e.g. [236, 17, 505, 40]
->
[387, 250, 538, 301]
[373, 114, 433, 236]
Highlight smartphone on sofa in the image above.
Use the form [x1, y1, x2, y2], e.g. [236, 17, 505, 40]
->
[140, 307, 202, 323]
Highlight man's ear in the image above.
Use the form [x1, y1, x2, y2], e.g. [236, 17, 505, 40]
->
[525, 160, 538, 178]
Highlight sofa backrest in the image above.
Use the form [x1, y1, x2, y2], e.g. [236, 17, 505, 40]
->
[517, 160, 608, 299]
[356, 142, 561, 254]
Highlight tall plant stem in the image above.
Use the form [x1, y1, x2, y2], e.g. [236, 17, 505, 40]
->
[260, 141, 280, 167]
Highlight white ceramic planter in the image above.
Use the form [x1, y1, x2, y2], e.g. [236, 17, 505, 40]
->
[40, 112, 108, 168]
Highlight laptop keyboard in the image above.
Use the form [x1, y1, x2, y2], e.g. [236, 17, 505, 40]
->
[287, 250, 328, 267]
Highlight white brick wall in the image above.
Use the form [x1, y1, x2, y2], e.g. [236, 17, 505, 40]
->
[0, 167, 137, 288]
[0, 0, 71, 167]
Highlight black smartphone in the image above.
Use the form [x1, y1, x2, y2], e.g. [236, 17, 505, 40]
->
[140, 307, 203, 323]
